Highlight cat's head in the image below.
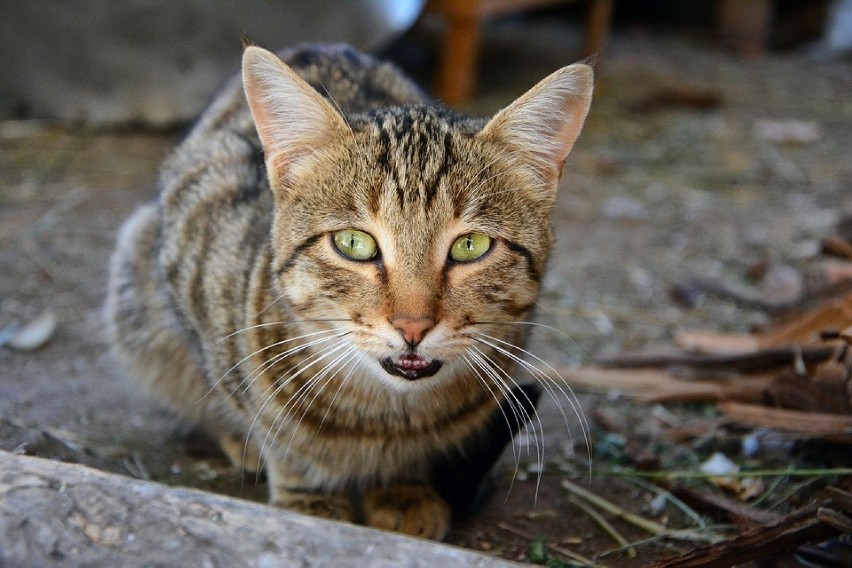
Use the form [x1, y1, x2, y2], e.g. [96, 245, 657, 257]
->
[242, 46, 592, 389]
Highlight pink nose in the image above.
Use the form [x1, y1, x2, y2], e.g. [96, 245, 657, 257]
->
[391, 316, 435, 348]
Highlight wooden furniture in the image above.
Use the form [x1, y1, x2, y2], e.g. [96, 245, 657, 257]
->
[427, 0, 614, 105]
[717, 0, 773, 54]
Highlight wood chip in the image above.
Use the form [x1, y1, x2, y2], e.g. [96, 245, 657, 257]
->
[673, 331, 760, 355]
[756, 292, 852, 346]
[717, 402, 852, 443]
[650, 498, 841, 568]
[558, 367, 773, 404]
[821, 235, 852, 260]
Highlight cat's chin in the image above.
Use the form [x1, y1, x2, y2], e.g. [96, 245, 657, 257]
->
[380, 354, 443, 381]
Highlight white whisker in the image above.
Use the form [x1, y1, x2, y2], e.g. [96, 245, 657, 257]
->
[226, 331, 349, 403]
[253, 338, 352, 472]
[461, 352, 525, 482]
[469, 344, 546, 501]
[241, 334, 349, 473]
[197, 328, 346, 406]
[215, 318, 351, 344]
[473, 333, 592, 473]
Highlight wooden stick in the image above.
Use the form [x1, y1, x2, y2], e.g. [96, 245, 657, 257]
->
[558, 367, 773, 404]
[566, 494, 636, 558]
[717, 402, 852, 443]
[595, 345, 836, 373]
[649, 501, 842, 568]
[560, 480, 722, 544]
[667, 484, 781, 528]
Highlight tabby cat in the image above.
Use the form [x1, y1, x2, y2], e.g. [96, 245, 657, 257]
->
[105, 43, 592, 540]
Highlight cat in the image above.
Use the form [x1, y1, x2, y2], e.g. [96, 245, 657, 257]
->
[105, 42, 592, 540]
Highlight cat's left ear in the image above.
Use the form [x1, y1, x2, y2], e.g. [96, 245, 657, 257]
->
[479, 64, 593, 192]
[242, 46, 349, 189]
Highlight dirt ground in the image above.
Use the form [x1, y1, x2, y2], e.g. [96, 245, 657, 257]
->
[1, 20, 851, 566]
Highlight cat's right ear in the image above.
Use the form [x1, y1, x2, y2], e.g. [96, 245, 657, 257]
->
[242, 46, 348, 190]
[478, 63, 593, 194]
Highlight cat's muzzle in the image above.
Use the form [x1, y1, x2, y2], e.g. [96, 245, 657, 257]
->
[380, 353, 443, 380]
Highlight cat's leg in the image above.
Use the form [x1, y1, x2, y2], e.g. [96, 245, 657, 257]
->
[217, 432, 262, 474]
[265, 457, 355, 522]
[105, 204, 259, 472]
[363, 483, 451, 540]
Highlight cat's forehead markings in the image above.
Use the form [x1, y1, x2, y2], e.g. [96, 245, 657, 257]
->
[367, 109, 457, 213]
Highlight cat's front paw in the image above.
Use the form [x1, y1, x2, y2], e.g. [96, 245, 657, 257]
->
[363, 484, 450, 540]
[273, 491, 355, 523]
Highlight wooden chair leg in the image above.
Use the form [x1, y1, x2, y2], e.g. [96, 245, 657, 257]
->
[583, 0, 614, 59]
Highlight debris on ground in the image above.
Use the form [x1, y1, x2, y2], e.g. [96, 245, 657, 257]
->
[552, 227, 852, 565]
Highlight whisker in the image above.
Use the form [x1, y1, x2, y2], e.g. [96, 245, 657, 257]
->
[261, 341, 354, 469]
[251, 341, 346, 422]
[240, 334, 350, 467]
[462, 149, 529, 203]
[474, 331, 590, 445]
[462, 352, 525, 482]
[470, 345, 546, 500]
[216, 330, 348, 404]
[317, 349, 364, 430]
[193, 328, 346, 407]
[468, 319, 580, 348]
[473, 333, 592, 472]
[284, 345, 358, 439]
[215, 318, 351, 343]
[251, 338, 352, 472]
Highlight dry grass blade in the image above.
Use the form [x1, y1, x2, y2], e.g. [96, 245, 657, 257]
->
[560, 479, 723, 544]
[566, 494, 636, 558]
[649, 489, 850, 568]
[625, 477, 709, 529]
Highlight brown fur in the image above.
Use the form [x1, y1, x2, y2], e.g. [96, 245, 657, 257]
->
[105, 44, 592, 539]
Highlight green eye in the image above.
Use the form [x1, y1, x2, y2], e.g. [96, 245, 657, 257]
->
[450, 233, 492, 262]
[333, 229, 378, 261]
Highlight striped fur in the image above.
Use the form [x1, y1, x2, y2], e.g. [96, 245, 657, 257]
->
[105, 44, 592, 539]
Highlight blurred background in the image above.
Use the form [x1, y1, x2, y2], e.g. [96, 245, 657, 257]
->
[1, 2, 851, 565]
[1, 0, 850, 125]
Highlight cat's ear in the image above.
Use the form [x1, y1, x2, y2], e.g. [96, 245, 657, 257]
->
[242, 46, 348, 189]
[479, 64, 593, 191]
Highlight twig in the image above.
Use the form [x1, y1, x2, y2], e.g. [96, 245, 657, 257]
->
[595, 345, 836, 373]
[600, 467, 852, 481]
[566, 495, 635, 558]
[649, 497, 845, 568]
[560, 479, 722, 543]
[495, 522, 603, 567]
[669, 483, 780, 529]
[717, 402, 852, 443]
[557, 367, 772, 404]
[624, 477, 708, 529]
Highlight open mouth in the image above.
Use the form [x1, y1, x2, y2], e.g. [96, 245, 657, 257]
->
[380, 353, 443, 380]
